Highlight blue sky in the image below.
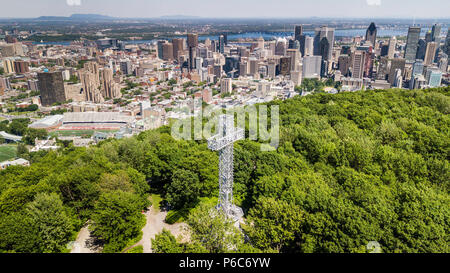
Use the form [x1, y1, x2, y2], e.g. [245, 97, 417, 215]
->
[1, 0, 449, 18]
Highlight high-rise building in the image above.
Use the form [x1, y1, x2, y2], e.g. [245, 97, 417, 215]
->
[279, 57, 291, 76]
[275, 38, 287, 56]
[13, 60, 29, 74]
[313, 26, 335, 61]
[416, 39, 427, 60]
[37, 71, 67, 106]
[162, 42, 174, 61]
[220, 78, 232, 94]
[405, 27, 421, 63]
[388, 36, 397, 59]
[352, 50, 365, 79]
[172, 38, 184, 60]
[366, 22, 377, 46]
[431, 24, 442, 44]
[294, 25, 303, 42]
[304, 36, 314, 56]
[445, 27, 450, 56]
[287, 49, 300, 71]
[219, 35, 225, 54]
[302, 56, 322, 79]
[187, 33, 198, 48]
[424, 42, 438, 65]
[319, 37, 330, 61]
[120, 60, 132, 75]
[2, 59, 15, 74]
[388, 58, 406, 85]
[425, 68, 442, 87]
[393, 68, 403, 88]
[338, 55, 351, 76]
[157, 40, 166, 59]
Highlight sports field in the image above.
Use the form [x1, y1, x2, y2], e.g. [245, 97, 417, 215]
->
[0, 145, 17, 162]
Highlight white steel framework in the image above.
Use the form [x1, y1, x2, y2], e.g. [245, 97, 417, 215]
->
[208, 115, 244, 221]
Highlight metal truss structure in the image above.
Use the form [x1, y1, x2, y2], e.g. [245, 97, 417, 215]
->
[208, 115, 245, 221]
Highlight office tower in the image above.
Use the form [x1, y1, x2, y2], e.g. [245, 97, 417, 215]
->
[424, 42, 438, 65]
[416, 39, 427, 60]
[445, 27, 450, 56]
[294, 25, 303, 42]
[405, 27, 421, 62]
[157, 40, 166, 59]
[388, 37, 397, 58]
[13, 60, 29, 74]
[352, 51, 365, 79]
[393, 69, 403, 88]
[213, 65, 222, 79]
[189, 47, 197, 71]
[388, 58, 406, 85]
[162, 42, 174, 61]
[425, 31, 433, 43]
[279, 57, 291, 76]
[319, 37, 330, 61]
[187, 34, 198, 71]
[2, 59, 14, 74]
[275, 38, 287, 56]
[249, 58, 259, 76]
[412, 60, 424, 76]
[304, 36, 314, 56]
[267, 61, 277, 79]
[172, 38, 184, 60]
[287, 48, 300, 71]
[257, 37, 265, 50]
[239, 61, 248, 76]
[338, 55, 351, 76]
[220, 78, 232, 94]
[313, 26, 335, 60]
[425, 68, 442, 87]
[218, 35, 225, 54]
[37, 71, 67, 106]
[438, 57, 448, 72]
[120, 60, 132, 75]
[366, 22, 377, 46]
[410, 60, 424, 89]
[291, 70, 302, 86]
[222, 34, 228, 46]
[431, 24, 442, 44]
[187, 33, 198, 48]
[302, 56, 322, 79]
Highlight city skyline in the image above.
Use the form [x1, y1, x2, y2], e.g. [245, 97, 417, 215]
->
[0, 0, 449, 19]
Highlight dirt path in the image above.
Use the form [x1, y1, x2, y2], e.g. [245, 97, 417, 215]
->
[124, 205, 188, 253]
[70, 226, 102, 253]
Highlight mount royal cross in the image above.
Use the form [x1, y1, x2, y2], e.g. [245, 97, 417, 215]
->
[207, 115, 245, 221]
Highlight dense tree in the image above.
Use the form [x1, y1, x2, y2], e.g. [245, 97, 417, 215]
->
[90, 191, 148, 252]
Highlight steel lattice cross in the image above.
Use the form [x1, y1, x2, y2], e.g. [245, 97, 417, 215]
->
[207, 115, 245, 221]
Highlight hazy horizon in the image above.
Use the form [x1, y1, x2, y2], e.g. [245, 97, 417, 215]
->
[0, 0, 449, 19]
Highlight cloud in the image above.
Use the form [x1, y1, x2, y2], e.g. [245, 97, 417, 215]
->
[66, 0, 81, 6]
[366, 0, 381, 6]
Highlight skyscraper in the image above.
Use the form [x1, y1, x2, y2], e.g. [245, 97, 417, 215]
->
[219, 35, 225, 54]
[416, 39, 427, 60]
[157, 40, 166, 59]
[162, 42, 174, 61]
[445, 27, 450, 56]
[352, 50, 365, 79]
[303, 56, 322, 79]
[388, 36, 397, 59]
[304, 36, 314, 56]
[431, 24, 442, 43]
[294, 25, 303, 42]
[388, 58, 406, 85]
[405, 27, 421, 63]
[366, 22, 377, 46]
[313, 26, 335, 61]
[172, 38, 184, 60]
[275, 38, 287, 56]
[424, 42, 438, 65]
[187, 33, 198, 48]
[38, 71, 66, 106]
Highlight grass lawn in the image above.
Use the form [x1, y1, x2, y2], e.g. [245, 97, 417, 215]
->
[49, 130, 117, 138]
[0, 145, 17, 162]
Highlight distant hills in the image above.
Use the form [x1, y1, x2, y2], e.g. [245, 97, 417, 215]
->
[36, 14, 115, 21]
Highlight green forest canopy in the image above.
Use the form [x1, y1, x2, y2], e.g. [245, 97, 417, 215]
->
[0, 87, 449, 253]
